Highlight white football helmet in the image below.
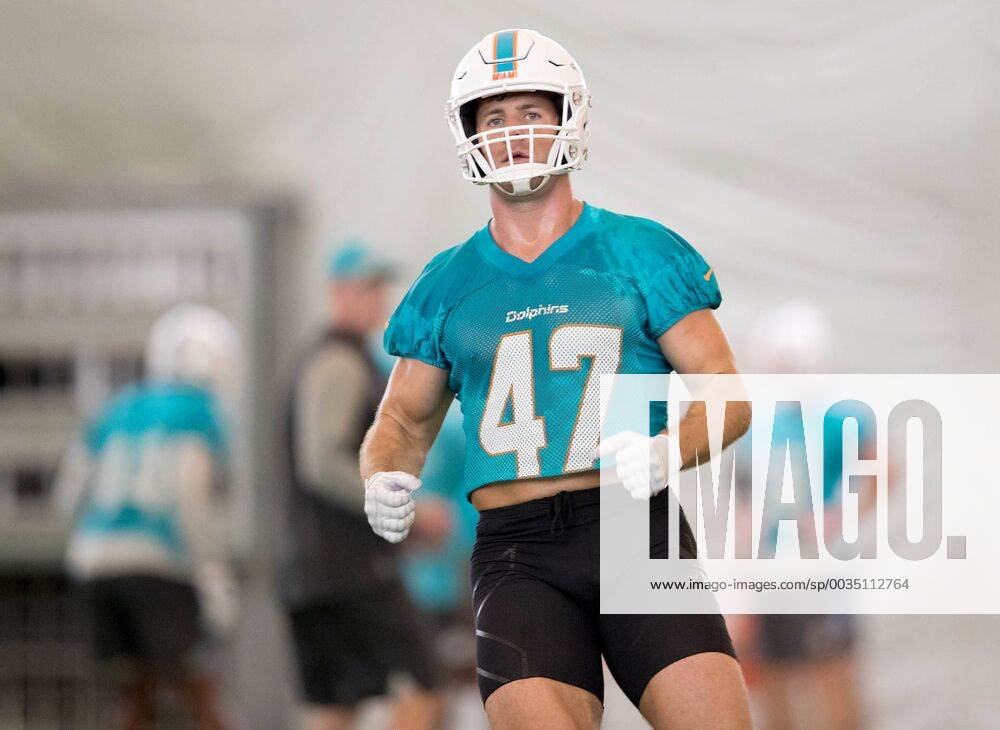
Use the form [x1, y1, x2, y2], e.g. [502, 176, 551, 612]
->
[446, 29, 591, 196]
[748, 301, 833, 373]
[146, 304, 242, 400]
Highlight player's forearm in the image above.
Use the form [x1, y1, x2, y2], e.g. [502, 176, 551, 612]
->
[359, 410, 432, 481]
[670, 399, 751, 470]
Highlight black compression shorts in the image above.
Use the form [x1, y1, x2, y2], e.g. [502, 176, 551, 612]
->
[471, 487, 736, 707]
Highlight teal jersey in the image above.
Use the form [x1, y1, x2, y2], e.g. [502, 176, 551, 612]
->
[75, 381, 227, 557]
[385, 203, 721, 496]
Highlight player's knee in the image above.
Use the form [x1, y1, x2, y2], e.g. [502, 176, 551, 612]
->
[485, 677, 602, 730]
[639, 652, 750, 729]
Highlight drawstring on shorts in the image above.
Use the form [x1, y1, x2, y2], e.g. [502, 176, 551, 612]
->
[549, 491, 574, 535]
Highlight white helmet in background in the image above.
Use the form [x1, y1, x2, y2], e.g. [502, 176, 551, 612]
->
[748, 301, 833, 373]
[446, 29, 591, 196]
[146, 304, 242, 400]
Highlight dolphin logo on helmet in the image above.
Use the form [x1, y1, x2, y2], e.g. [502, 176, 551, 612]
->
[446, 29, 591, 197]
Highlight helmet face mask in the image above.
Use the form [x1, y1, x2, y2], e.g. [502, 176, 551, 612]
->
[446, 30, 591, 196]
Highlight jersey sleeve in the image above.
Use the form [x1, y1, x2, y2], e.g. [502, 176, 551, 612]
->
[181, 390, 228, 461]
[637, 226, 721, 338]
[383, 250, 454, 369]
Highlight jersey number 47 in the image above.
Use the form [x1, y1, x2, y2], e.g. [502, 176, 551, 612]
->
[480, 324, 623, 478]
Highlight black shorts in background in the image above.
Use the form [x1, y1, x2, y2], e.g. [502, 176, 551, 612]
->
[288, 583, 440, 708]
[84, 574, 201, 667]
[758, 613, 857, 663]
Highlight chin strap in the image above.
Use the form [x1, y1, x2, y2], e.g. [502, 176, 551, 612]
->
[492, 173, 554, 198]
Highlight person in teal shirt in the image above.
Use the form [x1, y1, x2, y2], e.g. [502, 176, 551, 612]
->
[362, 29, 751, 728]
[57, 304, 239, 729]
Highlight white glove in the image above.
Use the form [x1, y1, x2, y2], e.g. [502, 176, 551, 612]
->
[364, 471, 421, 543]
[193, 560, 238, 638]
[598, 431, 672, 500]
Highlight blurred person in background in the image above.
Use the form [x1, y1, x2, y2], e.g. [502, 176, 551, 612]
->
[731, 301, 867, 730]
[55, 304, 241, 730]
[280, 241, 443, 730]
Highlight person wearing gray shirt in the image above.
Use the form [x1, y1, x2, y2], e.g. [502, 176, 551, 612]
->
[280, 241, 441, 730]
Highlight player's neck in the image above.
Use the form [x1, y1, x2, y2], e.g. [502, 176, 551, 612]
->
[488, 177, 582, 263]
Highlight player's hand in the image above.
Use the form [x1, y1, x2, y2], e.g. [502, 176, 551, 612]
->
[364, 471, 421, 543]
[598, 431, 672, 500]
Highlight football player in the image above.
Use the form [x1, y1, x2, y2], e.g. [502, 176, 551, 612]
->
[57, 304, 240, 729]
[739, 303, 865, 730]
[362, 29, 752, 728]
